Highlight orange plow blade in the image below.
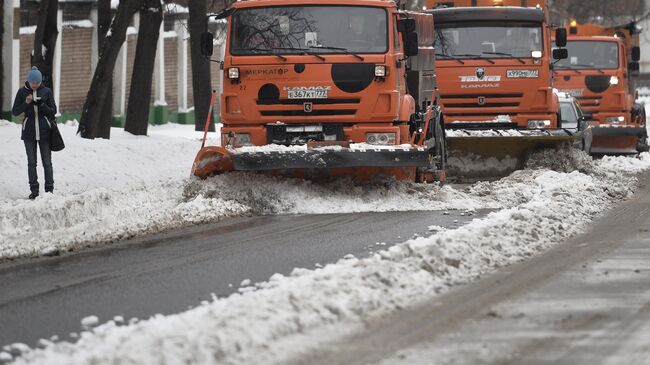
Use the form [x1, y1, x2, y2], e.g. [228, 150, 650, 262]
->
[191, 146, 234, 178]
[589, 126, 648, 155]
[191, 144, 441, 183]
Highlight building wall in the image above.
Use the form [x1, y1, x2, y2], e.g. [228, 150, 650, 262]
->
[59, 27, 92, 112]
[17, 17, 221, 123]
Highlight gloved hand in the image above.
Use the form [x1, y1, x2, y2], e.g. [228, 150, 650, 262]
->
[34, 98, 43, 106]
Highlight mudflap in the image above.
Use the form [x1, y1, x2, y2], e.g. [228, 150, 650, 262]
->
[445, 132, 577, 182]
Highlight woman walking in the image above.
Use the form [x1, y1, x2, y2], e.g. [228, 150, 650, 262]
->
[12, 66, 58, 200]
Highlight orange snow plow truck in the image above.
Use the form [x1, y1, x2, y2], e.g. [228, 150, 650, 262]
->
[192, 0, 447, 182]
[554, 21, 647, 155]
[426, 0, 580, 179]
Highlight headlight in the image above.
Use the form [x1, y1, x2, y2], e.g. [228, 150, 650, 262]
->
[605, 116, 625, 124]
[374, 65, 388, 77]
[366, 132, 396, 145]
[531, 50, 543, 58]
[234, 133, 252, 146]
[610, 76, 619, 85]
[527, 120, 551, 129]
[228, 67, 240, 80]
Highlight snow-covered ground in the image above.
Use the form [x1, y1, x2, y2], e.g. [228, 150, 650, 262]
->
[0, 121, 505, 261]
[3, 118, 650, 364]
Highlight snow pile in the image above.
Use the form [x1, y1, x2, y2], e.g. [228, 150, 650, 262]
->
[6, 151, 649, 365]
[446, 129, 554, 137]
[0, 122, 486, 261]
[0, 122, 220, 260]
[450, 115, 512, 124]
[233, 143, 421, 154]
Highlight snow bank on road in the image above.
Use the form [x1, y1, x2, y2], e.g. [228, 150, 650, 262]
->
[7, 150, 650, 365]
[0, 122, 496, 261]
[0, 122, 224, 260]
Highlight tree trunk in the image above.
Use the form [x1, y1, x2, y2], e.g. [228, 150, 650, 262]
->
[78, 0, 141, 139]
[124, 0, 162, 136]
[0, 0, 4, 114]
[32, 0, 58, 90]
[95, 0, 113, 139]
[189, 0, 214, 132]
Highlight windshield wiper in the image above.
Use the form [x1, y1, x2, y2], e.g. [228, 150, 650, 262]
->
[233, 47, 287, 61]
[571, 64, 606, 74]
[435, 53, 465, 64]
[482, 51, 525, 64]
[309, 45, 364, 61]
[453, 53, 496, 64]
[554, 65, 582, 74]
[269, 47, 326, 61]
[557, 64, 605, 74]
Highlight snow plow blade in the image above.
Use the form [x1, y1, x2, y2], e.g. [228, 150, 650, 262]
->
[192, 145, 434, 180]
[590, 126, 648, 155]
[446, 130, 578, 181]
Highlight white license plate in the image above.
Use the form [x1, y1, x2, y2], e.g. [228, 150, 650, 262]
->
[288, 89, 328, 99]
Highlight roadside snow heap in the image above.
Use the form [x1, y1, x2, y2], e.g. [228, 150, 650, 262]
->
[2, 122, 650, 364]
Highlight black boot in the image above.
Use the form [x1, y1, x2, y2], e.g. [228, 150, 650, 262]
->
[28, 191, 39, 200]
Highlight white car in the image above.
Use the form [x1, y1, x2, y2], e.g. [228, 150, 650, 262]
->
[557, 91, 593, 152]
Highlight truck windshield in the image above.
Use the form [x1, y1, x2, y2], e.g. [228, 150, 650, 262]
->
[230, 6, 388, 55]
[555, 41, 619, 70]
[434, 22, 543, 59]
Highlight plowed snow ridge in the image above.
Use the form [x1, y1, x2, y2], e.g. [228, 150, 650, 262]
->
[2, 122, 650, 364]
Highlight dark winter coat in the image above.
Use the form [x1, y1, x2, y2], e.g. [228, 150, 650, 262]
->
[12, 82, 58, 141]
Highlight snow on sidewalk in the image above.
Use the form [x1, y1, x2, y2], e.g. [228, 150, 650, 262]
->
[1, 121, 491, 261]
[5, 148, 650, 365]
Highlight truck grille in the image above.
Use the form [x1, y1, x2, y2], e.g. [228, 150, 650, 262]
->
[258, 98, 359, 117]
[257, 98, 360, 105]
[261, 110, 357, 117]
[441, 93, 523, 117]
[575, 96, 602, 111]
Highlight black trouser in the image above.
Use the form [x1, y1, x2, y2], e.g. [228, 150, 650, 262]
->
[24, 139, 53, 193]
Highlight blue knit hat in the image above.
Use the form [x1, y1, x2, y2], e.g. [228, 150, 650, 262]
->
[27, 66, 42, 84]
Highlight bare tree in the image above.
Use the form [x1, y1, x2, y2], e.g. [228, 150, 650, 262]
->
[96, 0, 113, 139]
[32, 0, 59, 90]
[188, 0, 214, 132]
[0, 0, 4, 114]
[124, 0, 163, 136]
[78, 0, 142, 139]
[551, 0, 645, 25]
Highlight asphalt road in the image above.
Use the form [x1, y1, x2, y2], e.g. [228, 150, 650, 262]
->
[289, 177, 650, 365]
[0, 209, 490, 349]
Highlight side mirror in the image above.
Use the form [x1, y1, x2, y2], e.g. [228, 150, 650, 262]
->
[553, 48, 568, 60]
[397, 18, 416, 33]
[632, 46, 641, 62]
[405, 32, 419, 57]
[555, 28, 567, 48]
[201, 32, 214, 57]
[629, 61, 640, 72]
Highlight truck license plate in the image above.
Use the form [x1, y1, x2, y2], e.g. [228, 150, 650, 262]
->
[286, 87, 329, 99]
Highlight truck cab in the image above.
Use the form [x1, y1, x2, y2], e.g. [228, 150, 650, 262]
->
[193, 0, 446, 181]
[218, 0, 427, 148]
[554, 22, 647, 155]
[426, 0, 566, 130]
[555, 37, 632, 126]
